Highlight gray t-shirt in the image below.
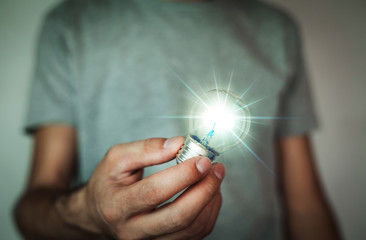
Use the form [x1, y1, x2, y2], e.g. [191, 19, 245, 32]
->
[25, 0, 317, 239]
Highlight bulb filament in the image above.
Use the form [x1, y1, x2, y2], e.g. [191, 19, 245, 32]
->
[202, 122, 216, 146]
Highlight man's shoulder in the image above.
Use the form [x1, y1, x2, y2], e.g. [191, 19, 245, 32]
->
[45, 0, 118, 25]
[244, 1, 298, 30]
[45, 0, 81, 22]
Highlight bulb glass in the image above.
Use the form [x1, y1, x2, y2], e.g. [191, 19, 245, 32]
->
[189, 89, 250, 153]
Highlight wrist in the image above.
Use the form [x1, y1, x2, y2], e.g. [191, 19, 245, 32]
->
[55, 187, 101, 234]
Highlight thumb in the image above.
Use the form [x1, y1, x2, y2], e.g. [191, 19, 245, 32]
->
[109, 136, 185, 171]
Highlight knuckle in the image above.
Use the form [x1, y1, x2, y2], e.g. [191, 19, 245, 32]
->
[119, 190, 135, 213]
[142, 138, 164, 156]
[143, 138, 157, 152]
[105, 145, 120, 160]
[99, 204, 119, 225]
[167, 211, 191, 231]
[204, 178, 219, 196]
[139, 183, 163, 207]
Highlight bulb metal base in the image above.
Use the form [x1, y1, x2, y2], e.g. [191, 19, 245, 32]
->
[176, 135, 219, 164]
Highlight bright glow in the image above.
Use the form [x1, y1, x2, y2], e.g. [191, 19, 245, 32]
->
[202, 105, 237, 132]
[162, 68, 279, 175]
[189, 89, 251, 153]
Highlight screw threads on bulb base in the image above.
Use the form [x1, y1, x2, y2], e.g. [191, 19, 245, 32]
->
[176, 135, 219, 164]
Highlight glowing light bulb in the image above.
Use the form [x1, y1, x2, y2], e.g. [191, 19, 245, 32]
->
[176, 89, 251, 163]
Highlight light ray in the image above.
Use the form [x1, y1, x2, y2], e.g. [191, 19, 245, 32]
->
[246, 132, 263, 145]
[230, 130, 275, 177]
[177, 123, 208, 139]
[221, 129, 227, 163]
[212, 67, 221, 105]
[224, 64, 235, 105]
[237, 142, 248, 164]
[169, 67, 209, 108]
[232, 125, 263, 145]
[187, 124, 207, 136]
[153, 115, 203, 119]
[246, 129, 262, 143]
[232, 79, 256, 107]
[194, 79, 213, 105]
[248, 120, 273, 127]
[234, 96, 270, 112]
[153, 114, 291, 123]
[236, 116, 292, 120]
[164, 66, 291, 179]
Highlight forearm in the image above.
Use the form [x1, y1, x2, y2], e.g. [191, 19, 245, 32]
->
[285, 193, 341, 240]
[14, 187, 110, 240]
[277, 135, 341, 240]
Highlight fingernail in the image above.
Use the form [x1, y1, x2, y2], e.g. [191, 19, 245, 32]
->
[196, 157, 212, 174]
[213, 163, 226, 180]
[164, 136, 184, 149]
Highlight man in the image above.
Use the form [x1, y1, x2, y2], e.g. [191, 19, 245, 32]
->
[15, 0, 341, 239]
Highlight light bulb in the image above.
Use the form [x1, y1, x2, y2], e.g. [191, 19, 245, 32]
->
[176, 89, 251, 163]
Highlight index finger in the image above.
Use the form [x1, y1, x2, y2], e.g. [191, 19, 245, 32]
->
[123, 157, 213, 214]
[106, 136, 185, 171]
[133, 163, 225, 236]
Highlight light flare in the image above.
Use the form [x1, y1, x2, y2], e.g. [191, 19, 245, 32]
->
[201, 105, 237, 132]
[157, 67, 293, 176]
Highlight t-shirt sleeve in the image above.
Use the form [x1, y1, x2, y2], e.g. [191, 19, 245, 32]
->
[276, 20, 318, 137]
[25, 9, 77, 134]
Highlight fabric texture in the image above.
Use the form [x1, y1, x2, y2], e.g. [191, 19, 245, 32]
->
[25, 0, 318, 239]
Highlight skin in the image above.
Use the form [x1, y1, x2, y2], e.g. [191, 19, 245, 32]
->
[14, 126, 224, 240]
[277, 136, 342, 240]
[14, 125, 341, 240]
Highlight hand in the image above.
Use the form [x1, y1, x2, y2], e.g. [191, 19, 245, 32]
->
[73, 137, 225, 239]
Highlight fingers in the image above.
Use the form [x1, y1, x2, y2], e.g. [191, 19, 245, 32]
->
[117, 169, 144, 186]
[156, 192, 222, 240]
[202, 191, 222, 237]
[134, 163, 226, 236]
[124, 157, 212, 212]
[105, 136, 185, 171]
